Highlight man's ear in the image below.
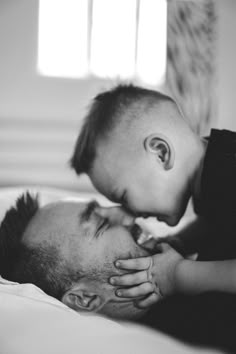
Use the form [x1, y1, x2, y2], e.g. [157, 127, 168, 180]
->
[143, 133, 175, 170]
[62, 280, 106, 313]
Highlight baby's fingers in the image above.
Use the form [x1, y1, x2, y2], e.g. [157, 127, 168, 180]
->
[135, 292, 161, 309]
[110, 270, 151, 287]
[155, 243, 172, 253]
[116, 282, 154, 298]
[115, 256, 151, 271]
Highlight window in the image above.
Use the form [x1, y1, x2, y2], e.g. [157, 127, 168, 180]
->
[38, 0, 167, 86]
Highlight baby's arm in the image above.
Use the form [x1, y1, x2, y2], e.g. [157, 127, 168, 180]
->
[111, 244, 236, 307]
[166, 216, 210, 256]
[176, 258, 236, 295]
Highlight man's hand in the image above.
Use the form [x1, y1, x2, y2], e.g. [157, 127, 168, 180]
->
[110, 243, 185, 308]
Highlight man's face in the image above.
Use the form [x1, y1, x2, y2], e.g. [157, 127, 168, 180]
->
[90, 139, 190, 227]
[25, 200, 150, 319]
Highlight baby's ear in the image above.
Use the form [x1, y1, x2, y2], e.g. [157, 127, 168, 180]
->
[144, 134, 175, 170]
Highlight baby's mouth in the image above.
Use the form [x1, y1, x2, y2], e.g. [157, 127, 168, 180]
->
[129, 223, 153, 256]
[156, 214, 165, 222]
[129, 223, 154, 244]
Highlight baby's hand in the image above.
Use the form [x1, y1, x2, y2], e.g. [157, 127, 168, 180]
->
[110, 243, 184, 308]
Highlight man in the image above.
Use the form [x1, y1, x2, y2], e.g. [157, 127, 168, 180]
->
[2, 193, 236, 352]
[0, 192, 156, 320]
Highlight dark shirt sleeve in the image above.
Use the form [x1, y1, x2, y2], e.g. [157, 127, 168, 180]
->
[198, 129, 236, 239]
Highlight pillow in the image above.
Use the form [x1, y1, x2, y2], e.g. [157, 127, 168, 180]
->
[0, 276, 219, 354]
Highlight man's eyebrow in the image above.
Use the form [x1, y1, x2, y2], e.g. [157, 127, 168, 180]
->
[80, 200, 99, 223]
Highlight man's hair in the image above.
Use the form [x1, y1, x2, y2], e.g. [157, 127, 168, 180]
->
[0, 193, 71, 299]
[70, 84, 173, 175]
[0, 193, 114, 300]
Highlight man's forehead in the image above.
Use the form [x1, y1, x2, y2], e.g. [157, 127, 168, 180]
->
[41, 200, 86, 216]
[24, 200, 99, 244]
[29, 200, 96, 230]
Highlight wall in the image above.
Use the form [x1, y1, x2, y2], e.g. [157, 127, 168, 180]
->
[0, 0, 113, 191]
[217, 0, 236, 130]
[166, 0, 217, 135]
[0, 0, 236, 192]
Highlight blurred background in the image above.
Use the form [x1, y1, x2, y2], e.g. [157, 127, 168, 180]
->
[0, 0, 235, 193]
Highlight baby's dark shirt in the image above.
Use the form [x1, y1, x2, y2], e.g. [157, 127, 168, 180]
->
[141, 130, 236, 352]
[196, 128, 236, 239]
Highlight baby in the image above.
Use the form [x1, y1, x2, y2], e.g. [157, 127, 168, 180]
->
[70, 84, 236, 308]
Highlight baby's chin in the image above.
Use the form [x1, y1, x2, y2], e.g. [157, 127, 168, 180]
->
[164, 211, 184, 226]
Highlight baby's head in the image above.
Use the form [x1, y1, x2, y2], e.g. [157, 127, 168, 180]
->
[71, 84, 201, 226]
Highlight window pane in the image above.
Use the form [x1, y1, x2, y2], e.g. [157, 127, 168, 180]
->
[136, 0, 167, 85]
[38, 0, 89, 77]
[90, 0, 137, 79]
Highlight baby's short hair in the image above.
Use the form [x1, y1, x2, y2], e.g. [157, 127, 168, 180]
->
[70, 84, 173, 175]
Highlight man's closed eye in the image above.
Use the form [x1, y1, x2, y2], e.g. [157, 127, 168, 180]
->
[95, 218, 109, 238]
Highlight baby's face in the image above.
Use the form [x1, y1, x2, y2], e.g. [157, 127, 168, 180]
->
[90, 139, 191, 226]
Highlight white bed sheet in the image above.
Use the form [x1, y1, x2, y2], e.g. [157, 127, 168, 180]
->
[0, 276, 220, 354]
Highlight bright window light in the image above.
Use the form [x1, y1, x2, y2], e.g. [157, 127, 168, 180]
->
[37, 0, 167, 86]
[90, 0, 136, 79]
[136, 0, 167, 85]
[38, 0, 89, 77]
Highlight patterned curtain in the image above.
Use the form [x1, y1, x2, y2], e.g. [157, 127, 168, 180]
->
[166, 0, 217, 135]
